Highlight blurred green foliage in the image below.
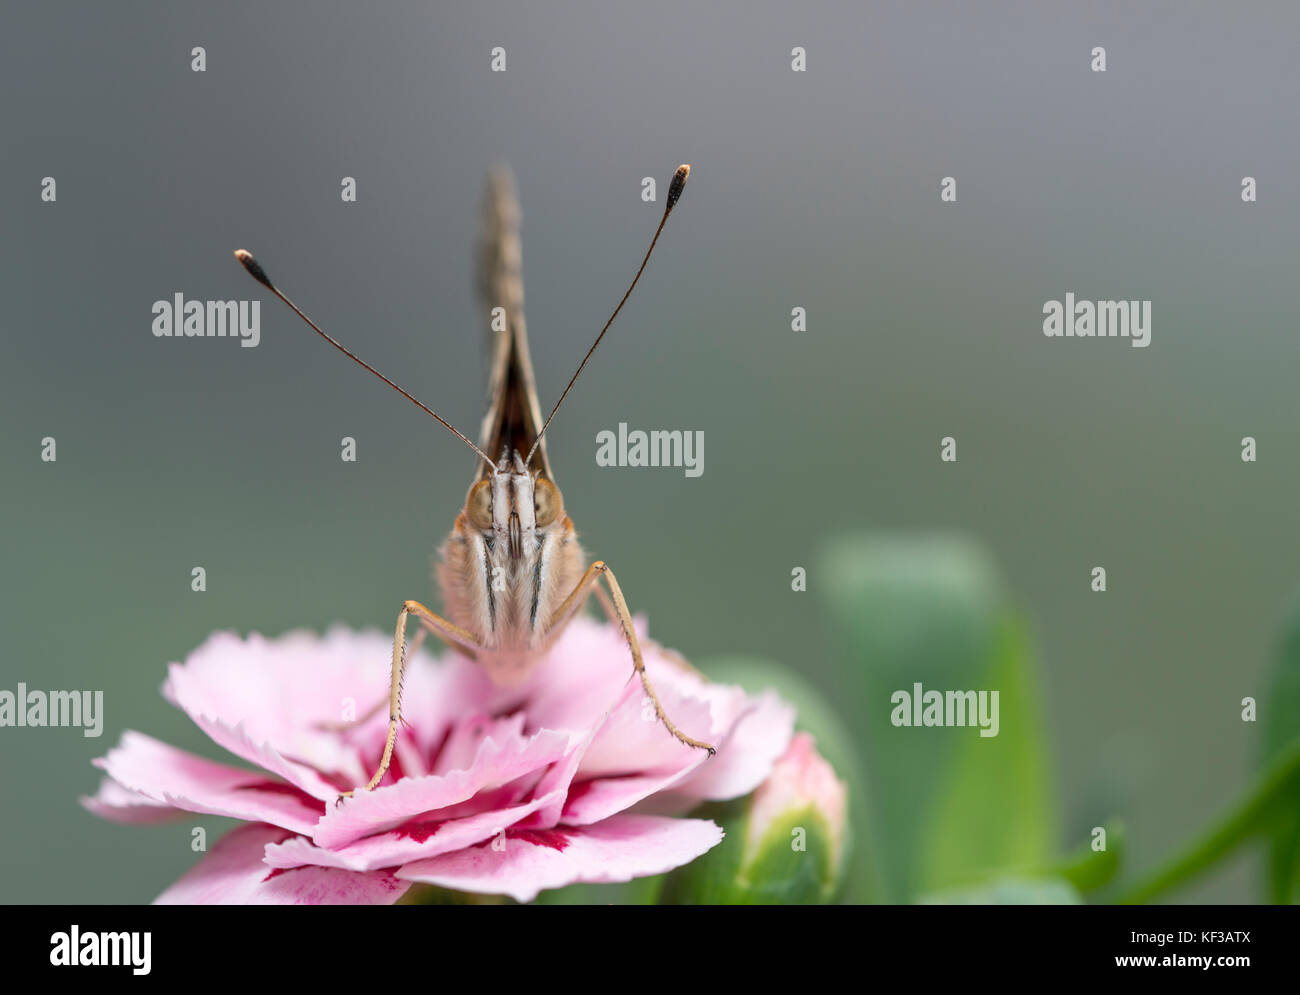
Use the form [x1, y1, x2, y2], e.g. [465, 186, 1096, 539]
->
[809, 530, 1300, 906]
[818, 534, 1058, 900]
[1261, 596, 1300, 902]
[918, 877, 1081, 905]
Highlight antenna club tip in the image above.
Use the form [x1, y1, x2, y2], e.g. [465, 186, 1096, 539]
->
[234, 248, 273, 289]
[666, 164, 690, 212]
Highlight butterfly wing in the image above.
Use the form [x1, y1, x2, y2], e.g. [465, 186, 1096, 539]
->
[476, 167, 552, 480]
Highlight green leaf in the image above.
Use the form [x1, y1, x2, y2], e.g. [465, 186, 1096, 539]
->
[909, 821, 1121, 902]
[1050, 820, 1125, 894]
[817, 533, 1030, 899]
[1266, 817, 1300, 904]
[918, 875, 1081, 905]
[914, 614, 1056, 892]
[1261, 594, 1300, 903]
[1115, 738, 1300, 904]
[698, 654, 879, 903]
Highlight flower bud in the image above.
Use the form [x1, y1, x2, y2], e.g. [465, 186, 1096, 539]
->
[660, 732, 849, 904]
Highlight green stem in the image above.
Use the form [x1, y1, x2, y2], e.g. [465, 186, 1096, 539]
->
[1115, 739, 1300, 904]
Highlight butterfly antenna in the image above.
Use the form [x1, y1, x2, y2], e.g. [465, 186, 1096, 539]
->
[234, 249, 497, 471]
[525, 164, 690, 467]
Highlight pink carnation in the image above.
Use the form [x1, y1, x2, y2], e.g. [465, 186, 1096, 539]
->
[84, 617, 794, 903]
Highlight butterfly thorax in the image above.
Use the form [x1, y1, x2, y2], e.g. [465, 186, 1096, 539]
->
[437, 450, 584, 683]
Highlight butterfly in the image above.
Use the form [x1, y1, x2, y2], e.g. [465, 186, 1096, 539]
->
[234, 163, 711, 797]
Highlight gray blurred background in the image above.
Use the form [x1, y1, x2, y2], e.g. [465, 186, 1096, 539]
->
[3, 0, 1298, 902]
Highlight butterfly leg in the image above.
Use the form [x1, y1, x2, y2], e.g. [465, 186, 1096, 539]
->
[340, 600, 485, 801]
[544, 561, 715, 755]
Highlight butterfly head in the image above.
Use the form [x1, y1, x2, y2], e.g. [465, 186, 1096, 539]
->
[465, 451, 564, 560]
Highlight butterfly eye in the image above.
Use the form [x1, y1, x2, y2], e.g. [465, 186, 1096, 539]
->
[534, 477, 563, 527]
[466, 479, 493, 530]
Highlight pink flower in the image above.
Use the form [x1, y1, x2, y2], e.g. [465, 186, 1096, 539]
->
[83, 617, 794, 904]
